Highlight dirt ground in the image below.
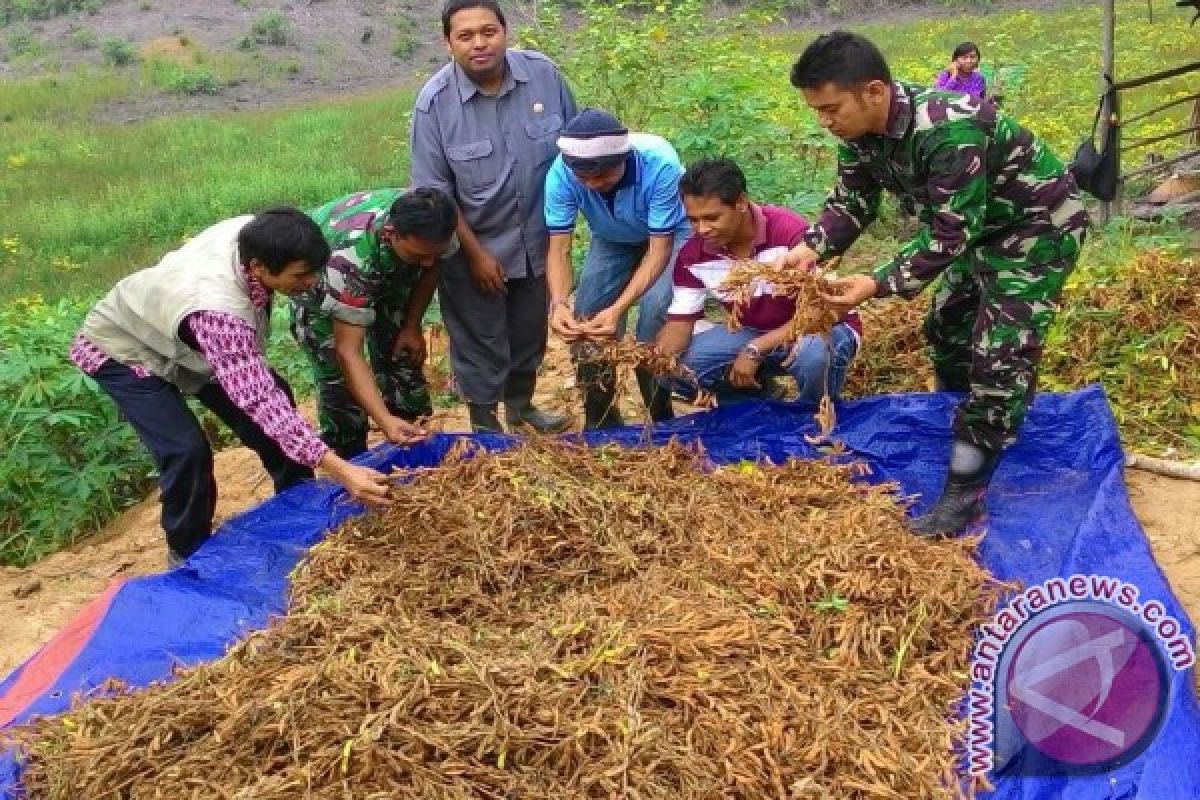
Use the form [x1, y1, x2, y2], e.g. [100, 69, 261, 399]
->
[2, 333, 1199, 678]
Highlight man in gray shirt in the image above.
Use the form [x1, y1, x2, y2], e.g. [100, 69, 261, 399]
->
[409, 0, 577, 433]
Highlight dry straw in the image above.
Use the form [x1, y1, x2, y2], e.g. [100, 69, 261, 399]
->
[717, 259, 842, 440]
[718, 258, 841, 341]
[9, 440, 1005, 799]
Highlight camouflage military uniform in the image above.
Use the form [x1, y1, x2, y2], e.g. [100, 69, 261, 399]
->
[804, 82, 1089, 452]
[290, 189, 453, 458]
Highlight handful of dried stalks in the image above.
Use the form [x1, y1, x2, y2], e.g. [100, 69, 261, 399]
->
[8, 440, 1001, 799]
[718, 258, 844, 439]
[576, 338, 716, 408]
[718, 258, 841, 340]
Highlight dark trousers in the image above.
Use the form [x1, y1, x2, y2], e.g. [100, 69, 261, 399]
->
[437, 252, 549, 405]
[91, 360, 314, 558]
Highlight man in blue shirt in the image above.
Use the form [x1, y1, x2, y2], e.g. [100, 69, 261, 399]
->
[544, 108, 690, 428]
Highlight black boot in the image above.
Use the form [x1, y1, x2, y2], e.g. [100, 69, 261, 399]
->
[577, 361, 624, 430]
[503, 373, 570, 434]
[467, 402, 505, 433]
[910, 439, 1000, 537]
[635, 366, 674, 423]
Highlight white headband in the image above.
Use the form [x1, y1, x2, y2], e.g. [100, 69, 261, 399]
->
[556, 132, 632, 160]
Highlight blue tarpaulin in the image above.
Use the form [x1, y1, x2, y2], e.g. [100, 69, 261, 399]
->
[2, 386, 1198, 798]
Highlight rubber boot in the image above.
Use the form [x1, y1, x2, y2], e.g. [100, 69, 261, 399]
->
[635, 366, 674, 423]
[467, 402, 505, 433]
[910, 439, 1000, 538]
[503, 373, 570, 434]
[578, 361, 624, 430]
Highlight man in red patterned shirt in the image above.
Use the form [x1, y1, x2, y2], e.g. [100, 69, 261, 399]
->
[70, 208, 392, 566]
[655, 159, 860, 406]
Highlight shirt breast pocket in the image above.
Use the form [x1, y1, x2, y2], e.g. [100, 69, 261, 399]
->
[525, 113, 564, 168]
[446, 139, 501, 196]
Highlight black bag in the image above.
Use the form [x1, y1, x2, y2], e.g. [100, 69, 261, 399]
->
[1071, 78, 1121, 202]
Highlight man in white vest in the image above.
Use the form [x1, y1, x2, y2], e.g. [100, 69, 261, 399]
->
[69, 208, 393, 566]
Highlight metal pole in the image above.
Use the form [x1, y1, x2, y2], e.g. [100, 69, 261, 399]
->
[1100, 0, 1117, 222]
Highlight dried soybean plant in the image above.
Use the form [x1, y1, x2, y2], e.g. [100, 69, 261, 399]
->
[8, 440, 1004, 800]
[718, 258, 842, 439]
[843, 299, 932, 398]
[718, 257, 841, 340]
[576, 337, 717, 409]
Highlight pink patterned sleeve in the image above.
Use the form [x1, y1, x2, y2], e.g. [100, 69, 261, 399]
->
[69, 331, 151, 378]
[186, 311, 329, 469]
[69, 331, 112, 375]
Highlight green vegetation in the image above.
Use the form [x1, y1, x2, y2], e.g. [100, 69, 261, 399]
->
[0, 296, 154, 565]
[68, 25, 97, 49]
[0, 0, 103, 26]
[0, 299, 310, 565]
[3, 26, 41, 59]
[392, 10, 418, 59]
[0, 0, 1197, 564]
[100, 35, 136, 66]
[142, 52, 224, 95]
[249, 10, 289, 47]
[0, 74, 412, 299]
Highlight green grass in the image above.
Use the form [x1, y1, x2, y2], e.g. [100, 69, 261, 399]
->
[0, 0, 105, 26]
[0, 72, 414, 300]
[854, 2, 1200, 169]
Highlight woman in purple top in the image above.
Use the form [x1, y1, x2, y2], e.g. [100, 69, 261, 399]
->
[934, 41, 986, 99]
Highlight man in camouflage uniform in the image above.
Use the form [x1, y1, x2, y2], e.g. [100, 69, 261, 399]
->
[780, 32, 1089, 536]
[290, 187, 459, 458]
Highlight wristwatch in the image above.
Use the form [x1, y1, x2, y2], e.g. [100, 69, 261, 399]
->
[741, 343, 763, 361]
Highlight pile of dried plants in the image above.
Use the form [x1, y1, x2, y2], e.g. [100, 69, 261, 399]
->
[1041, 248, 1200, 457]
[843, 299, 932, 398]
[9, 440, 1002, 799]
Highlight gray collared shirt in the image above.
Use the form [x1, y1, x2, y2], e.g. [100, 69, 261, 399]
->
[409, 50, 577, 279]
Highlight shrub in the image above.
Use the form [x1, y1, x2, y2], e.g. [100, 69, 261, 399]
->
[100, 35, 137, 66]
[391, 10, 418, 58]
[251, 10, 288, 46]
[4, 27, 42, 59]
[146, 58, 221, 94]
[391, 34, 417, 59]
[68, 25, 97, 49]
[0, 295, 155, 566]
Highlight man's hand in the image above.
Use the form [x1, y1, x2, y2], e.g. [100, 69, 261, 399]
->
[579, 306, 622, 340]
[947, 60, 960, 78]
[468, 251, 507, 294]
[392, 325, 427, 368]
[323, 456, 392, 506]
[729, 351, 762, 389]
[550, 302, 583, 341]
[772, 243, 820, 273]
[380, 415, 429, 446]
[819, 273, 878, 315]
